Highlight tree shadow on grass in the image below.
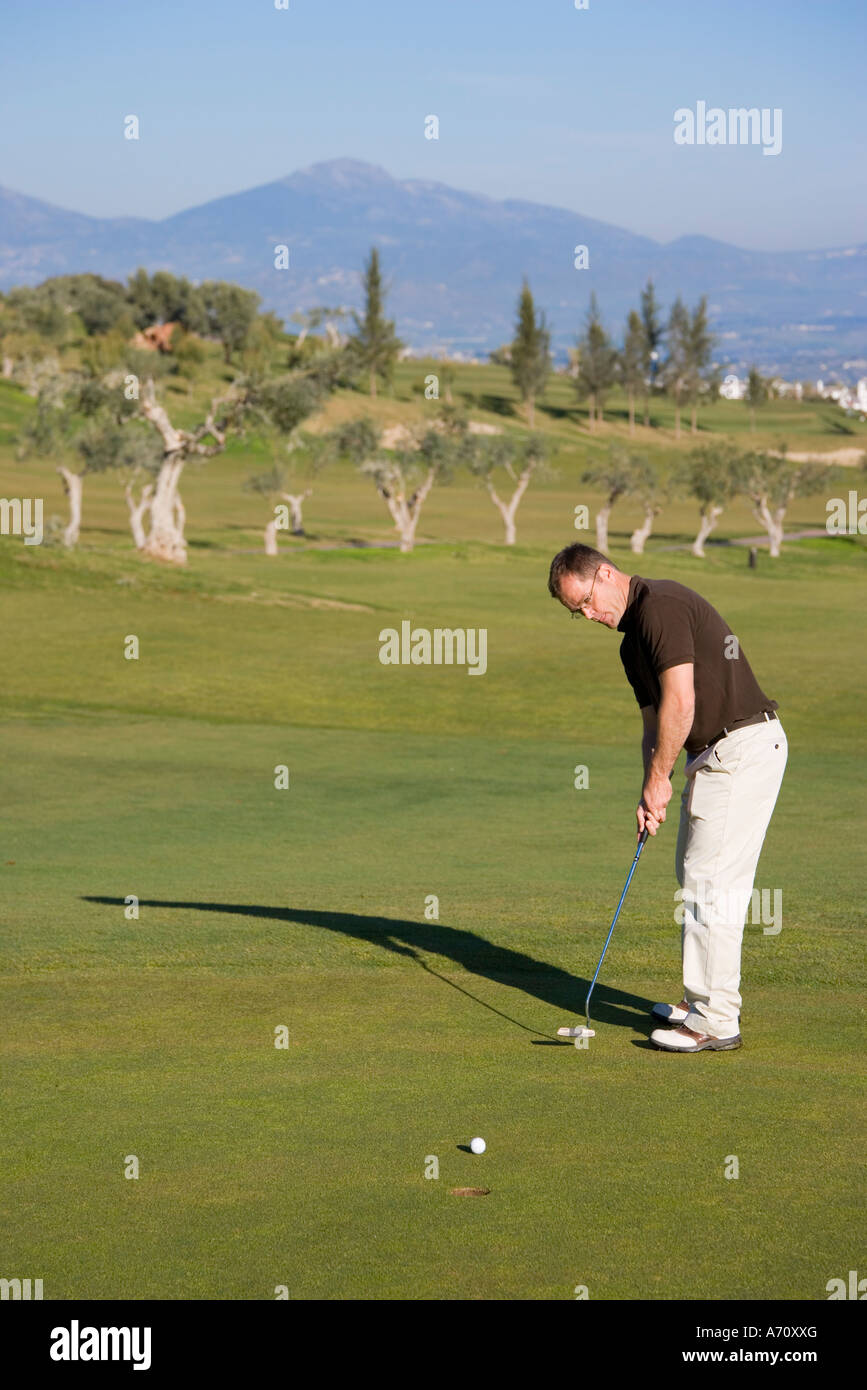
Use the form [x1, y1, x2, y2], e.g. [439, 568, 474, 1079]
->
[536, 403, 579, 425]
[821, 413, 855, 436]
[474, 394, 518, 418]
[81, 898, 652, 1040]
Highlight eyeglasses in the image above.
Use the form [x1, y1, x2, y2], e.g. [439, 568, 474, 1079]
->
[570, 568, 600, 618]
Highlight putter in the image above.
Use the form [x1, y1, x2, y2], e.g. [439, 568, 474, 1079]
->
[558, 827, 650, 1040]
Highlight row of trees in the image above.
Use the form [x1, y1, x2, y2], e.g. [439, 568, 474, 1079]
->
[5, 256, 830, 564]
[244, 412, 549, 554]
[584, 442, 828, 558]
[504, 280, 716, 439]
[2, 257, 776, 438]
[16, 348, 831, 561]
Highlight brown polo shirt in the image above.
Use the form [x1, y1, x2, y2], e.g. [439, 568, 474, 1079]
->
[617, 575, 777, 755]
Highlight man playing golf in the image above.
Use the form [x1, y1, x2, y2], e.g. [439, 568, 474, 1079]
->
[548, 544, 787, 1053]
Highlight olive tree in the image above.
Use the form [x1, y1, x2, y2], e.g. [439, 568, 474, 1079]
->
[334, 412, 466, 553]
[677, 440, 743, 557]
[582, 447, 642, 552]
[467, 432, 549, 545]
[739, 448, 828, 557]
[244, 434, 333, 554]
[627, 456, 669, 554]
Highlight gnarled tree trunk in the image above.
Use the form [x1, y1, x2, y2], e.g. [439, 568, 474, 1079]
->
[125, 481, 153, 550]
[57, 466, 83, 547]
[378, 466, 436, 553]
[139, 381, 189, 563]
[692, 504, 723, 557]
[281, 489, 312, 536]
[324, 321, 346, 349]
[752, 497, 786, 557]
[485, 463, 534, 546]
[630, 503, 657, 554]
[144, 456, 187, 563]
[595, 503, 611, 553]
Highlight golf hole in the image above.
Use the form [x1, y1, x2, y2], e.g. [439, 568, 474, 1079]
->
[449, 1187, 490, 1197]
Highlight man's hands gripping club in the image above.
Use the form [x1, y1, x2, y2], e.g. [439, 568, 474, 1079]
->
[637, 663, 695, 839]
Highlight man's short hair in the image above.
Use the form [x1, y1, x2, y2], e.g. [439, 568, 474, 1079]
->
[547, 543, 617, 598]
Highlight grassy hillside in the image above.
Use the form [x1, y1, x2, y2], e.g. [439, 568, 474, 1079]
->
[2, 345, 864, 562]
[0, 347, 864, 1301]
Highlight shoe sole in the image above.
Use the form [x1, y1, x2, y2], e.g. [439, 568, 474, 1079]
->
[652, 1034, 742, 1053]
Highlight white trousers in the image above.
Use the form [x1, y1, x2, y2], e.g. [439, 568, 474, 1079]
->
[675, 717, 787, 1038]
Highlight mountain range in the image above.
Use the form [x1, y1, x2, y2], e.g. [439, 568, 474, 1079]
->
[1, 158, 865, 378]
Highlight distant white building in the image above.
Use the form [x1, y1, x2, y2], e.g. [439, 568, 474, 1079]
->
[834, 378, 867, 413]
[719, 373, 746, 400]
[814, 376, 867, 415]
[721, 373, 808, 402]
[770, 377, 803, 400]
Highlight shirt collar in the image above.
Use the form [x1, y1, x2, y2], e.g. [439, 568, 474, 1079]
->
[617, 574, 644, 632]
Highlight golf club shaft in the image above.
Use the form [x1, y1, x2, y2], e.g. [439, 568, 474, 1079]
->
[585, 828, 649, 1029]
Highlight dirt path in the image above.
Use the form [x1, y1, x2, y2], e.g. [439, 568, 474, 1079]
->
[777, 448, 864, 467]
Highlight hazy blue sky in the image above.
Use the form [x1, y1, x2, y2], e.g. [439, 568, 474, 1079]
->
[2, 0, 864, 250]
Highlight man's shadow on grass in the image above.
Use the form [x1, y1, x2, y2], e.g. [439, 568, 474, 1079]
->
[82, 898, 652, 1041]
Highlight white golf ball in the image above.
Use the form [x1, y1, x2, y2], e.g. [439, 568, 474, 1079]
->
[470, 1137, 486, 1155]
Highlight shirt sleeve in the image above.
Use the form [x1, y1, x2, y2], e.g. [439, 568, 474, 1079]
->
[639, 595, 695, 675]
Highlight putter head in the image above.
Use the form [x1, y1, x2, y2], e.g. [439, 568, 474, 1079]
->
[557, 1025, 595, 1039]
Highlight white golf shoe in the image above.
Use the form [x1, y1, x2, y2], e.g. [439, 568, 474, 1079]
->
[651, 1024, 742, 1052]
[650, 999, 689, 1024]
